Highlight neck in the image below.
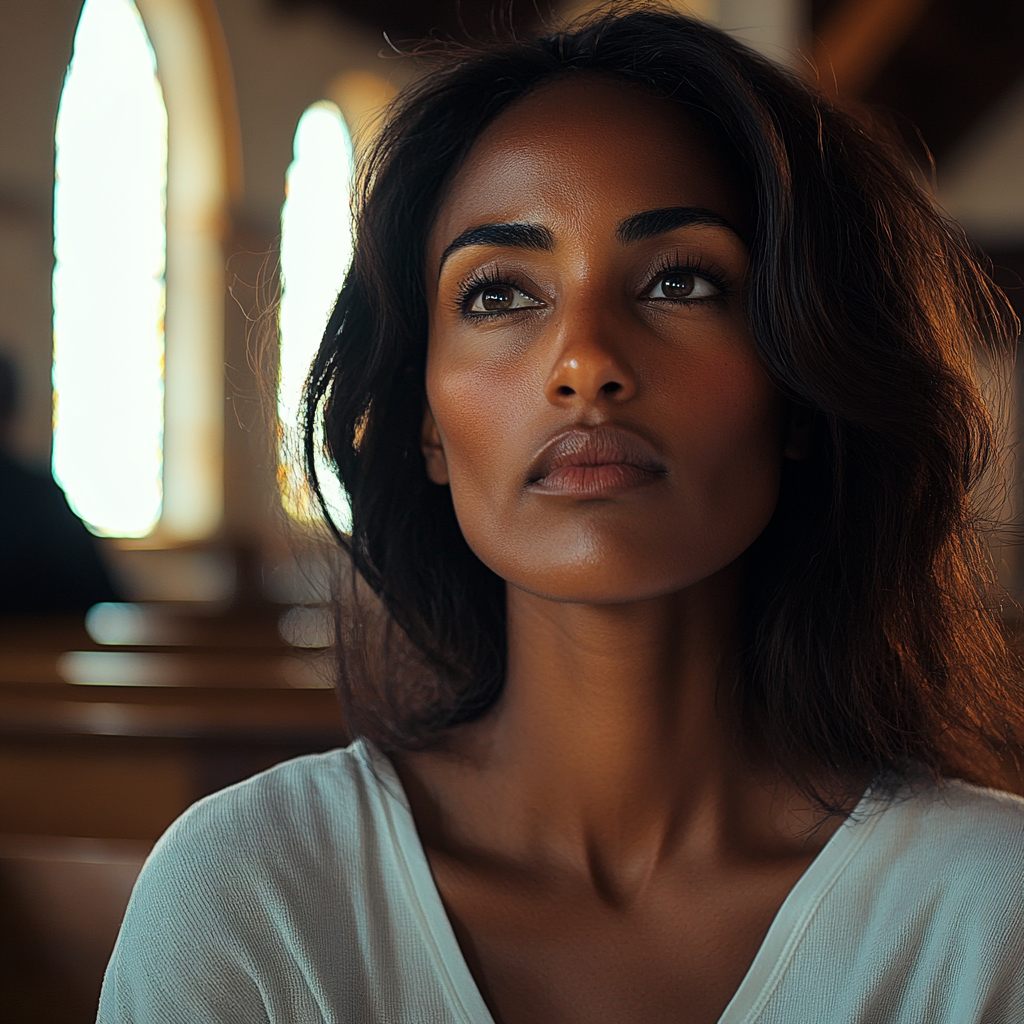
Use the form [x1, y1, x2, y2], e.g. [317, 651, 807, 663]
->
[399, 562, 824, 880]
[492, 564, 745, 827]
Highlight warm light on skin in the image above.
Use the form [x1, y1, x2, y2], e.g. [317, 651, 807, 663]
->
[279, 101, 354, 530]
[52, 0, 167, 538]
[423, 78, 782, 606]
[397, 78, 841, 1024]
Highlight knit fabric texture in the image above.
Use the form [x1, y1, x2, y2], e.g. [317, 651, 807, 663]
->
[98, 740, 1024, 1024]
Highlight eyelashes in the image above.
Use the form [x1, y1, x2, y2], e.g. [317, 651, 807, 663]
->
[645, 253, 730, 300]
[452, 253, 732, 320]
[453, 265, 534, 318]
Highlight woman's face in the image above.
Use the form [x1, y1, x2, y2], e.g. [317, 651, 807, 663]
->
[423, 75, 784, 604]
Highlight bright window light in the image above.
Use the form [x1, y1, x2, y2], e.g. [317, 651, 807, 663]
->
[278, 101, 355, 531]
[52, 0, 167, 538]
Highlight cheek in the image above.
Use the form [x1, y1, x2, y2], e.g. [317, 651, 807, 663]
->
[660, 351, 783, 512]
[669, 367, 783, 578]
[424, 348, 536, 518]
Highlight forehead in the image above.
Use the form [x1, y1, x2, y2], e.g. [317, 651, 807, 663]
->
[429, 74, 743, 261]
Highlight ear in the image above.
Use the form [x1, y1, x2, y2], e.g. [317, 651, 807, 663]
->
[421, 406, 450, 485]
[783, 406, 811, 461]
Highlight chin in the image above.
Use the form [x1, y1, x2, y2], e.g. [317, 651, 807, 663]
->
[493, 546, 741, 606]
[459, 505, 771, 607]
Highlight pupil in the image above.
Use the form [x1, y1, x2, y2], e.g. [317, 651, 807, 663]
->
[663, 274, 694, 298]
[481, 286, 513, 310]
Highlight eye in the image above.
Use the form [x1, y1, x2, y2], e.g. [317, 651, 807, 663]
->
[468, 284, 544, 314]
[645, 272, 719, 301]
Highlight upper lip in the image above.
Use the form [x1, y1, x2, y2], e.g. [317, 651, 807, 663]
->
[527, 425, 668, 484]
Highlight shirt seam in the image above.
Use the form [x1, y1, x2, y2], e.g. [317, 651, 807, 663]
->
[354, 739, 494, 1024]
[720, 799, 887, 1024]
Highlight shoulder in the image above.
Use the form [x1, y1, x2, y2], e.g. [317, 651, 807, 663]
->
[100, 742, 405, 1021]
[113, 741, 411, 951]
[860, 778, 1024, 927]
[146, 741, 396, 884]
[881, 778, 1024, 863]
[778, 781, 1024, 1021]
[931, 777, 1024, 826]
[0, 453, 67, 500]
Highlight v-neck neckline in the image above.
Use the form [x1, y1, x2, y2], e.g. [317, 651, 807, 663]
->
[715, 790, 882, 1023]
[357, 739, 882, 1024]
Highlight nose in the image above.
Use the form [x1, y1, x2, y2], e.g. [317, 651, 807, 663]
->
[543, 308, 638, 408]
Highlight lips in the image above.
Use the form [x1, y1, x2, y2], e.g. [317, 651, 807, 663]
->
[527, 426, 667, 498]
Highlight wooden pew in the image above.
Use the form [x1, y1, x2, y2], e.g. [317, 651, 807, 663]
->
[0, 604, 348, 1021]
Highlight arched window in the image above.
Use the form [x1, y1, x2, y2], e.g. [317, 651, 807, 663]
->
[52, 0, 235, 541]
[278, 100, 355, 531]
[52, 0, 167, 537]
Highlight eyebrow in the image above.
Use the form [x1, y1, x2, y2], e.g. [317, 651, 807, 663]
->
[615, 206, 739, 244]
[439, 222, 554, 272]
[437, 206, 738, 275]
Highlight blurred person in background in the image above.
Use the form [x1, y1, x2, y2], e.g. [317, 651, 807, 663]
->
[0, 349, 120, 613]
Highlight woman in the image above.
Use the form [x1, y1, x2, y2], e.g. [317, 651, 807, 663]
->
[100, 7, 1024, 1023]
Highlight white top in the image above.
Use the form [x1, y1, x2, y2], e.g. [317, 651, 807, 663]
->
[98, 740, 1024, 1024]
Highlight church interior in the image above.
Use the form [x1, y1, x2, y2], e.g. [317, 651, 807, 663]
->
[1, 0, 1023, 1017]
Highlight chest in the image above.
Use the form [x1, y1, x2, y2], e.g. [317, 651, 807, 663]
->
[432, 857, 814, 1024]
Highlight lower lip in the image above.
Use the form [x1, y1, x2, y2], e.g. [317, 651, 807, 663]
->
[529, 464, 663, 498]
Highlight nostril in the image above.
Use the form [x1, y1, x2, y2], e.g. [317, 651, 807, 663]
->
[601, 381, 623, 395]
[557, 385, 576, 396]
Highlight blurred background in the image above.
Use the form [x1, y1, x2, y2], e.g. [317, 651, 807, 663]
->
[0, 0, 1022, 1018]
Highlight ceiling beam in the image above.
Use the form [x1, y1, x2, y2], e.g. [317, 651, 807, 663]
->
[813, 0, 933, 98]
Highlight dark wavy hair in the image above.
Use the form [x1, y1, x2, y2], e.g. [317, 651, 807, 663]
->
[304, 4, 1024, 797]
